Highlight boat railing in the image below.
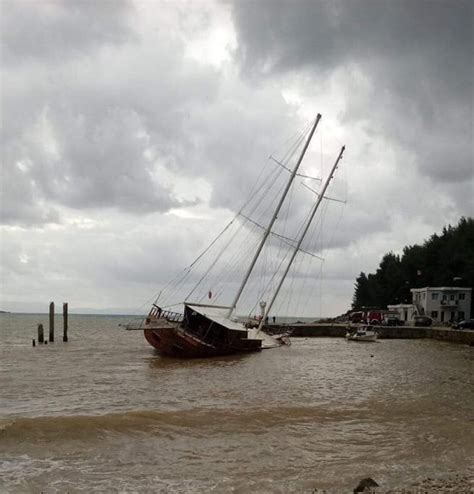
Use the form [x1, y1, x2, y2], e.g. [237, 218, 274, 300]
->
[148, 305, 183, 323]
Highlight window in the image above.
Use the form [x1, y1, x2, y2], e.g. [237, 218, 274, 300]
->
[431, 293, 439, 300]
[422, 292, 426, 299]
[458, 311, 465, 321]
[431, 311, 438, 319]
[459, 293, 466, 300]
[442, 294, 447, 301]
[450, 294, 455, 301]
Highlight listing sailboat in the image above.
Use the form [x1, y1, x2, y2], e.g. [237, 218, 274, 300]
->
[135, 114, 345, 358]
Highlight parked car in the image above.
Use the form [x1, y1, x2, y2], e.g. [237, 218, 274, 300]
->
[413, 315, 433, 327]
[383, 316, 405, 326]
[454, 319, 474, 330]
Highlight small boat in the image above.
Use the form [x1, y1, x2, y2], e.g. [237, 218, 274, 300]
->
[345, 325, 378, 342]
[129, 114, 346, 358]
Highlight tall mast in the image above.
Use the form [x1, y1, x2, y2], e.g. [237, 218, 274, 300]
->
[227, 114, 322, 318]
[257, 145, 345, 330]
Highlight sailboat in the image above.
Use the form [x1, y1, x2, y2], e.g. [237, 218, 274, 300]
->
[135, 114, 345, 358]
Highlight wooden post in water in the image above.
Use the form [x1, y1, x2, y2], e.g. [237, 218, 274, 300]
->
[49, 302, 55, 342]
[38, 323, 44, 343]
[63, 303, 68, 342]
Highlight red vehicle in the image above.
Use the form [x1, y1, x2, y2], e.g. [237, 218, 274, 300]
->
[349, 310, 383, 325]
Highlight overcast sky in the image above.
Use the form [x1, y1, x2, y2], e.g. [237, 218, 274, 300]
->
[1, 0, 472, 316]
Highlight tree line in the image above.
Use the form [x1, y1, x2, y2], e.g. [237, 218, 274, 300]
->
[352, 217, 474, 313]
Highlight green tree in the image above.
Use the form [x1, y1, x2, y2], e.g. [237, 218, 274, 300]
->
[351, 217, 474, 314]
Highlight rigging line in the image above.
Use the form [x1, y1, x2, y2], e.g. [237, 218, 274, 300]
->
[139, 122, 313, 312]
[154, 215, 239, 306]
[267, 120, 311, 167]
[274, 181, 294, 307]
[248, 127, 313, 232]
[184, 216, 249, 302]
[249, 239, 295, 317]
[238, 157, 279, 218]
[301, 182, 346, 204]
[278, 122, 312, 165]
[269, 156, 322, 181]
[242, 164, 284, 223]
[183, 152, 299, 304]
[236, 123, 307, 218]
[240, 121, 310, 220]
[157, 133, 300, 305]
[199, 220, 261, 304]
[317, 200, 331, 318]
[295, 202, 326, 314]
[238, 213, 324, 260]
[322, 192, 347, 258]
[265, 127, 316, 287]
[284, 197, 317, 316]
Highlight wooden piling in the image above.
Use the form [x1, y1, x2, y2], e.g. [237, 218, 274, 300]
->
[38, 323, 44, 343]
[49, 302, 55, 342]
[63, 302, 68, 342]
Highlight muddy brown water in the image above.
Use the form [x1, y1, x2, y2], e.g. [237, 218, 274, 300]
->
[1, 314, 473, 493]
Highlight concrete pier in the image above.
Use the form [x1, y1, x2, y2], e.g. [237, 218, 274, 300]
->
[265, 323, 474, 345]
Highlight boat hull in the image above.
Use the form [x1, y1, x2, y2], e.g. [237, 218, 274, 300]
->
[345, 326, 378, 342]
[144, 326, 262, 358]
[345, 333, 377, 342]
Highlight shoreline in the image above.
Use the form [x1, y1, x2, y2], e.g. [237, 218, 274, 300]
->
[265, 323, 474, 345]
[313, 472, 474, 493]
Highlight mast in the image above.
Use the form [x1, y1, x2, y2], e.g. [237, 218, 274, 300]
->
[227, 113, 322, 318]
[257, 145, 345, 330]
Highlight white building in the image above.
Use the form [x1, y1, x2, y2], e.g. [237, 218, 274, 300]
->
[410, 287, 472, 323]
[386, 303, 417, 323]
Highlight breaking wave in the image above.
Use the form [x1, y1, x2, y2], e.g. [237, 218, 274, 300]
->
[0, 405, 376, 442]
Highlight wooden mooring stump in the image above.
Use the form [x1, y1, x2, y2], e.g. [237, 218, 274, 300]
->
[34, 302, 69, 347]
[38, 323, 44, 343]
[49, 302, 55, 342]
[63, 302, 68, 342]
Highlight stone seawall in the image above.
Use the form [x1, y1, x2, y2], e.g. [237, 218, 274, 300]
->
[266, 323, 474, 344]
[430, 327, 474, 345]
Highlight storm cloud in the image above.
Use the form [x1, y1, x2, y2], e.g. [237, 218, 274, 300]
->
[0, 0, 472, 315]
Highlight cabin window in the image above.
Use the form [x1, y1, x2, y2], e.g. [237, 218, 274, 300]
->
[431, 293, 438, 300]
[431, 311, 438, 318]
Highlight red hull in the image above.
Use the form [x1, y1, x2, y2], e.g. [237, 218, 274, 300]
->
[144, 327, 262, 358]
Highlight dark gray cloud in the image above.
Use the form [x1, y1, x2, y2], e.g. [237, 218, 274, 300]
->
[230, 0, 473, 191]
[1, 1, 472, 315]
[0, 0, 135, 65]
[1, 5, 221, 224]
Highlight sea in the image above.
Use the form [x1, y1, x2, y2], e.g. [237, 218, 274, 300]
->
[1, 313, 473, 493]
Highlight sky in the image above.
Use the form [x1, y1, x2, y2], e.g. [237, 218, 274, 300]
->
[1, 0, 473, 316]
